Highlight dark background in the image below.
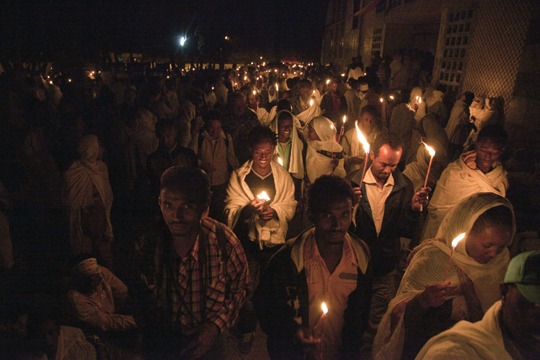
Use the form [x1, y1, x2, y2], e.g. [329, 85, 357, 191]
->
[0, 0, 328, 64]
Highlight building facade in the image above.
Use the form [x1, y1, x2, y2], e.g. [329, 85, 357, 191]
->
[322, 0, 539, 147]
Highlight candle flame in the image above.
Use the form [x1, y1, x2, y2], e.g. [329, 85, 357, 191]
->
[252, 90, 257, 96]
[312, 89, 316, 95]
[342, 115, 347, 124]
[379, 97, 384, 103]
[422, 141, 436, 157]
[389, 95, 395, 100]
[275, 83, 279, 91]
[256, 191, 271, 202]
[326, 79, 331, 85]
[321, 302, 328, 314]
[451, 233, 466, 248]
[310, 99, 314, 107]
[418, 97, 422, 104]
[355, 121, 370, 154]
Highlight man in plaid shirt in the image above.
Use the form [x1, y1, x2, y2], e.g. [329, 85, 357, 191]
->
[133, 166, 249, 359]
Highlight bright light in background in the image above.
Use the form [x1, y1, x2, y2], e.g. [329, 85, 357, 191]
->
[224, 35, 230, 41]
[179, 36, 187, 47]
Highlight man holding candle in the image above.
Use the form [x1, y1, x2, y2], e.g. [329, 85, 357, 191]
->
[350, 130, 429, 357]
[254, 175, 371, 360]
[225, 125, 297, 353]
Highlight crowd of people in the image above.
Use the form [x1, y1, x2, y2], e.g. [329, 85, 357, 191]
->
[0, 56, 539, 360]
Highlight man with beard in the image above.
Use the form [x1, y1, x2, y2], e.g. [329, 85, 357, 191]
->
[350, 130, 429, 358]
[254, 175, 371, 360]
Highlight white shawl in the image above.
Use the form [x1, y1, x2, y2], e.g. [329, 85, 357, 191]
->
[416, 301, 512, 360]
[270, 110, 305, 180]
[64, 135, 114, 253]
[296, 102, 322, 128]
[373, 193, 514, 360]
[225, 160, 297, 247]
[306, 116, 346, 183]
[422, 151, 508, 240]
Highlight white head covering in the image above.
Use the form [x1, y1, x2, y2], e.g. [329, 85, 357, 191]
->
[306, 116, 345, 183]
[372, 192, 515, 360]
[77, 135, 100, 164]
[270, 110, 305, 179]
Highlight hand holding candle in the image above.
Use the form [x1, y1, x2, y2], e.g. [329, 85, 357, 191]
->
[313, 302, 328, 338]
[422, 141, 436, 189]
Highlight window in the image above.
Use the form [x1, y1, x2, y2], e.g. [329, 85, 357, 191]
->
[438, 8, 473, 91]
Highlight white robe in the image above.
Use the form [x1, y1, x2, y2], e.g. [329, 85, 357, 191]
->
[225, 160, 297, 247]
[305, 117, 346, 183]
[64, 136, 114, 254]
[269, 110, 305, 180]
[373, 193, 514, 360]
[415, 301, 512, 360]
[422, 151, 508, 240]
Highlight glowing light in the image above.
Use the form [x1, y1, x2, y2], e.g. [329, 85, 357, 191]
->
[342, 115, 347, 124]
[380, 97, 384, 103]
[179, 36, 187, 47]
[326, 79, 331, 85]
[452, 233, 466, 249]
[355, 121, 370, 154]
[256, 191, 271, 202]
[321, 302, 328, 314]
[309, 99, 314, 107]
[422, 141, 436, 157]
[389, 95, 395, 100]
[277, 157, 283, 166]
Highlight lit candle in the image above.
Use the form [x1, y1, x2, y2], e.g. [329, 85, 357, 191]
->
[326, 79, 331, 85]
[252, 90, 257, 96]
[309, 98, 314, 107]
[313, 301, 328, 338]
[275, 83, 279, 92]
[355, 121, 371, 183]
[256, 191, 271, 203]
[422, 141, 436, 189]
[444, 233, 466, 280]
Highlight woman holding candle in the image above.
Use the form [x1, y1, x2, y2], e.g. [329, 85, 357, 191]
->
[225, 126, 297, 353]
[372, 192, 515, 360]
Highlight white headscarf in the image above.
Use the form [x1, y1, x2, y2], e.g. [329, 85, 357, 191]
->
[270, 110, 305, 179]
[373, 192, 515, 360]
[306, 116, 346, 183]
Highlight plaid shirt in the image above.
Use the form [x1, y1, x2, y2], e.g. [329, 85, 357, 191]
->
[136, 217, 249, 333]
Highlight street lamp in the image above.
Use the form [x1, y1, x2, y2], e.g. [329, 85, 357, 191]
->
[179, 35, 187, 47]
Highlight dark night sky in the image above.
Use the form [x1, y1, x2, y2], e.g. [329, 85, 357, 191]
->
[1, 0, 329, 63]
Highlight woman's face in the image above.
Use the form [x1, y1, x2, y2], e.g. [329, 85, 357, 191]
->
[465, 224, 512, 264]
[251, 139, 275, 173]
[278, 117, 293, 143]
